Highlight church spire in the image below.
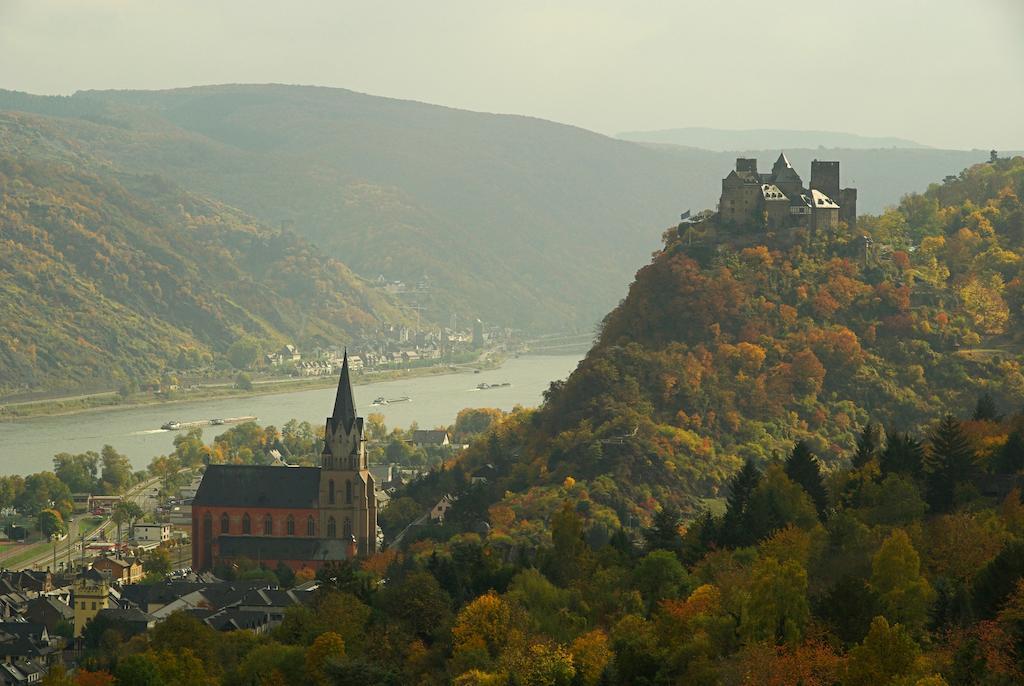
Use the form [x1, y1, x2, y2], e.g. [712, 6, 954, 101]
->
[330, 350, 357, 434]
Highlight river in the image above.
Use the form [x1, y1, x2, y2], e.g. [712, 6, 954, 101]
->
[0, 354, 583, 474]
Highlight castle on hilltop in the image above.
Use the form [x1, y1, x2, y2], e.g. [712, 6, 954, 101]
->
[718, 153, 856, 232]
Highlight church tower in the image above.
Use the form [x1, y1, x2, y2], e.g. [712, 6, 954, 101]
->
[319, 352, 377, 556]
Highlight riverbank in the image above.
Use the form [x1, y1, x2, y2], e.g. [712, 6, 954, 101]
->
[0, 355, 505, 423]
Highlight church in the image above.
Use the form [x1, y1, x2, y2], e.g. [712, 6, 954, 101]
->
[191, 353, 378, 573]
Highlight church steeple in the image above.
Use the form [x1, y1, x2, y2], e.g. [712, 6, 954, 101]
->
[330, 350, 357, 435]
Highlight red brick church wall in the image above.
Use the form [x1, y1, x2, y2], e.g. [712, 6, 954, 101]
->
[192, 504, 320, 571]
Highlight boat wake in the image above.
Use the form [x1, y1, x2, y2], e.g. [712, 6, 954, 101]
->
[129, 429, 167, 436]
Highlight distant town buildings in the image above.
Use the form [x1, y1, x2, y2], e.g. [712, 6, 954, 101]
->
[718, 153, 856, 232]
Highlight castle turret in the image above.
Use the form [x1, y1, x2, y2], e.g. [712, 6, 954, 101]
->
[810, 160, 841, 204]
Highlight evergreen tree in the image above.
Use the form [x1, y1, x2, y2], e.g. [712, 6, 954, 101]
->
[643, 505, 682, 554]
[852, 423, 880, 469]
[925, 415, 978, 513]
[993, 428, 1024, 475]
[880, 431, 926, 478]
[784, 440, 829, 518]
[973, 392, 1002, 422]
[720, 458, 761, 547]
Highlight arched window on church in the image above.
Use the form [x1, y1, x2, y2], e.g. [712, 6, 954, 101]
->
[242, 513, 251, 535]
[263, 515, 273, 536]
[329, 479, 335, 505]
[220, 513, 229, 534]
[307, 516, 315, 536]
[287, 515, 295, 536]
[343, 518, 352, 539]
[327, 516, 336, 538]
[345, 480, 352, 504]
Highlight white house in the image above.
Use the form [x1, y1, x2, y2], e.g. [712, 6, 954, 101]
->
[133, 523, 172, 544]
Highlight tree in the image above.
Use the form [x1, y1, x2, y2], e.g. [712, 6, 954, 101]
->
[633, 550, 690, 610]
[375, 570, 453, 642]
[112, 500, 144, 552]
[741, 557, 810, 645]
[304, 632, 345, 686]
[546, 500, 588, 585]
[925, 415, 978, 512]
[451, 591, 521, 674]
[973, 392, 1002, 422]
[143, 548, 172, 578]
[852, 423, 880, 469]
[16, 472, 72, 519]
[227, 337, 261, 369]
[37, 509, 66, 539]
[745, 464, 819, 543]
[843, 616, 920, 686]
[784, 441, 829, 518]
[504, 642, 575, 686]
[114, 653, 164, 686]
[880, 431, 925, 478]
[643, 505, 683, 554]
[234, 372, 253, 391]
[52, 451, 99, 493]
[569, 630, 612, 686]
[720, 458, 762, 547]
[993, 429, 1024, 474]
[869, 529, 935, 633]
[100, 445, 134, 494]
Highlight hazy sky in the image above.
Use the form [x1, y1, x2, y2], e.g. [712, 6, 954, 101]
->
[2, 0, 1022, 149]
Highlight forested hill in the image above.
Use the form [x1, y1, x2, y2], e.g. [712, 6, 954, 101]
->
[0, 138, 406, 394]
[0, 85, 997, 331]
[453, 156, 1024, 521]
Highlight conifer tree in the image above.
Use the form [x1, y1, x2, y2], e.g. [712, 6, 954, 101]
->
[973, 392, 1001, 422]
[784, 440, 829, 518]
[925, 415, 978, 512]
[993, 429, 1024, 474]
[720, 458, 761, 547]
[643, 505, 683, 554]
[852, 423, 880, 469]
[880, 431, 925, 478]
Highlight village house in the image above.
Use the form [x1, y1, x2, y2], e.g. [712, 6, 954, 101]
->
[411, 430, 451, 449]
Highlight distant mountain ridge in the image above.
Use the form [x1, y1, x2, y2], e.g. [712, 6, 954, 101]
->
[0, 86, 998, 334]
[617, 127, 928, 151]
[0, 119, 408, 394]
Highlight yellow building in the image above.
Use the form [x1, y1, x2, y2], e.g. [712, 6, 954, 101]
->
[73, 568, 111, 637]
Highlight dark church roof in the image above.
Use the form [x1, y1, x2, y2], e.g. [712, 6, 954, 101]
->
[217, 536, 349, 562]
[194, 465, 320, 509]
[330, 351, 357, 435]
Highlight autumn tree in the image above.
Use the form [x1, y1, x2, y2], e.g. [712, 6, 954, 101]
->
[843, 616, 920, 686]
[305, 632, 345, 686]
[741, 556, 810, 645]
[869, 529, 935, 633]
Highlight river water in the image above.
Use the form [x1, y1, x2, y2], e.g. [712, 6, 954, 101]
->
[0, 354, 583, 474]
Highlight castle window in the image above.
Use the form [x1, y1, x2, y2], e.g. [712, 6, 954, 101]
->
[327, 517, 336, 538]
[329, 480, 335, 505]
[345, 480, 352, 504]
[287, 515, 295, 536]
[307, 516, 315, 536]
[343, 518, 352, 539]
[242, 513, 251, 535]
[220, 514, 229, 534]
[263, 515, 273, 536]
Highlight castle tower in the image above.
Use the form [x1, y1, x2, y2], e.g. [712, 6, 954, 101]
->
[810, 160, 841, 203]
[319, 352, 377, 556]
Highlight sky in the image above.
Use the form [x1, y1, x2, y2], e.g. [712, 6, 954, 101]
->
[1, 0, 1023, 150]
